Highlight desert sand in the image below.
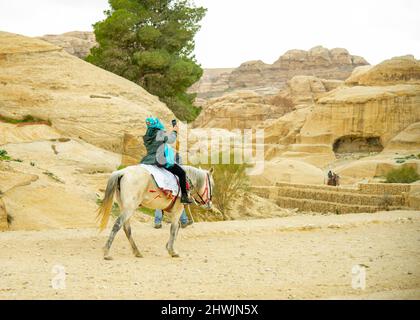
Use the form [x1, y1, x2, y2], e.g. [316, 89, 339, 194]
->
[1, 210, 419, 300]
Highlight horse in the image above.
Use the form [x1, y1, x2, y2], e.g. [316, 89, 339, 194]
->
[96, 165, 214, 260]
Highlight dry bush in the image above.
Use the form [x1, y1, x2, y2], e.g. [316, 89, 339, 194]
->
[378, 193, 393, 211]
[190, 153, 250, 221]
[267, 95, 295, 112]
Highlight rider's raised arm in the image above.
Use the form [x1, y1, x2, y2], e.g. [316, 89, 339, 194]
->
[156, 130, 177, 144]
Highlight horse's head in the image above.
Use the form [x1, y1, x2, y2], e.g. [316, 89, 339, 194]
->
[185, 165, 215, 210]
[204, 167, 215, 210]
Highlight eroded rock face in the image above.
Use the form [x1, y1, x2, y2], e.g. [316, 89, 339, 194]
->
[37, 31, 96, 59]
[191, 46, 368, 100]
[0, 122, 122, 230]
[192, 90, 294, 130]
[0, 32, 175, 154]
[346, 55, 420, 86]
[255, 56, 420, 174]
[299, 84, 420, 147]
[385, 122, 420, 151]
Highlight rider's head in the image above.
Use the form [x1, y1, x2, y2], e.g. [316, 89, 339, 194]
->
[146, 117, 165, 130]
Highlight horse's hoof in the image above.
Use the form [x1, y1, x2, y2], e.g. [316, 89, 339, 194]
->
[170, 252, 180, 258]
[104, 255, 113, 260]
[134, 252, 143, 258]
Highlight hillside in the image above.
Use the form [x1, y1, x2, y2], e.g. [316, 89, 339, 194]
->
[0, 31, 175, 154]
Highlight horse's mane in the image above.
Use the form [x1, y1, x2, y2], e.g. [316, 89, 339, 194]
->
[182, 165, 207, 189]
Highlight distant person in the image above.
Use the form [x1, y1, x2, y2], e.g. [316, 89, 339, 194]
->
[328, 170, 333, 180]
[333, 173, 340, 186]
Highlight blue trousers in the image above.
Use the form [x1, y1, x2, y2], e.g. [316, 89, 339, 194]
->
[154, 209, 188, 225]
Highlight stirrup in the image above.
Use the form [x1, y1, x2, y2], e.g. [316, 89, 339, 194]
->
[180, 194, 193, 204]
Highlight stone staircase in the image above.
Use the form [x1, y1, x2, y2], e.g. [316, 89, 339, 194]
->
[252, 182, 411, 214]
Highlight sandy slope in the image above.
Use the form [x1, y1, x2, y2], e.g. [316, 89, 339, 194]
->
[0, 210, 419, 300]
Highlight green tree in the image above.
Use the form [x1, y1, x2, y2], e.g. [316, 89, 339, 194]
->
[87, 0, 206, 122]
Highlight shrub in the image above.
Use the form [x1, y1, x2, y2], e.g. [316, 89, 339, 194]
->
[190, 153, 250, 221]
[7, 213, 14, 226]
[0, 114, 51, 125]
[385, 166, 420, 183]
[0, 149, 11, 161]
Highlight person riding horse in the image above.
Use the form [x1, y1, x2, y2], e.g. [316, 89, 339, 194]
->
[140, 117, 193, 204]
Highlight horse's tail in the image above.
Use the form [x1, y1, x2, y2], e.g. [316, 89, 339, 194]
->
[96, 170, 124, 232]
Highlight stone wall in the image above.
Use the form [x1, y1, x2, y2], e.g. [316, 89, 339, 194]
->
[252, 182, 413, 214]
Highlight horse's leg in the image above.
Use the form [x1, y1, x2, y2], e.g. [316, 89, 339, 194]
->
[166, 204, 184, 258]
[103, 206, 137, 260]
[123, 219, 143, 258]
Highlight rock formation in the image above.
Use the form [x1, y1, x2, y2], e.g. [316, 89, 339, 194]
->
[37, 31, 96, 59]
[192, 90, 294, 130]
[261, 55, 420, 183]
[0, 121, 122, 230]
[345, 55, 420, 86]
[190, 46, 368, 100]
[0, 32, 175, 154]
[299, 83, 420, 148]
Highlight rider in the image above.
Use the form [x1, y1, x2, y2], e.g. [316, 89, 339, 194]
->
[140, 117, 192, 204]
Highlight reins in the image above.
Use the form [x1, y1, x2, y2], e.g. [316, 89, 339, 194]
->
[189, 172, 212, 206]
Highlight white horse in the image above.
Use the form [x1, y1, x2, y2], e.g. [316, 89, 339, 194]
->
[97, 165, 214, 260]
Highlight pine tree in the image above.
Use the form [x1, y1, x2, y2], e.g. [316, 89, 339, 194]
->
[87, 0, 206, 122]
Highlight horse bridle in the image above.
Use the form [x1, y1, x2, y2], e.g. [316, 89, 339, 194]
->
[189, 173, 212, 207]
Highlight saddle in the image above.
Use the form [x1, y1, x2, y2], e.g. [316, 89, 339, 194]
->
[140, 164, 190, 195]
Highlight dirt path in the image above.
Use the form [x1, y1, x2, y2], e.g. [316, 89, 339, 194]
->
[1, 210, 420, 299]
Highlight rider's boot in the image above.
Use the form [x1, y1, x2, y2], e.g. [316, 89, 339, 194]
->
[180, 193, 193, 204]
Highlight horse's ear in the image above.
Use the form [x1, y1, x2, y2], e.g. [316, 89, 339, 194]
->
[209, 167, 214, 174]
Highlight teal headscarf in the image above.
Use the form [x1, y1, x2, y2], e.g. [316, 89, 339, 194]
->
[145, 117, 165, 130]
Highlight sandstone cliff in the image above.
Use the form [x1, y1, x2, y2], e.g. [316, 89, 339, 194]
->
[190, 46, 368, 99]
[37, 31, 96, 59]
[261, 56, 420, 183]
[0, 32, 175, 154]
[192, 90, 294, 130]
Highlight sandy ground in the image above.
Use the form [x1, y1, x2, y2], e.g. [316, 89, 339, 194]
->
[0, 210, 419, 300]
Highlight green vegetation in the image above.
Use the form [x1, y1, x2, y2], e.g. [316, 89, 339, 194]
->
[394, 154, 419, 164]
[7, 213, 14, 226]
[87, 0, 207, 122]
[190, 153, 250, 221]
[0, 149, 11, 161]
[96, 197, 121, 218]
[0, 149, 22, 162]
[117, 164, 127, 170]
[0, 114, 51, 125]
[385, 166, 420, 184]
